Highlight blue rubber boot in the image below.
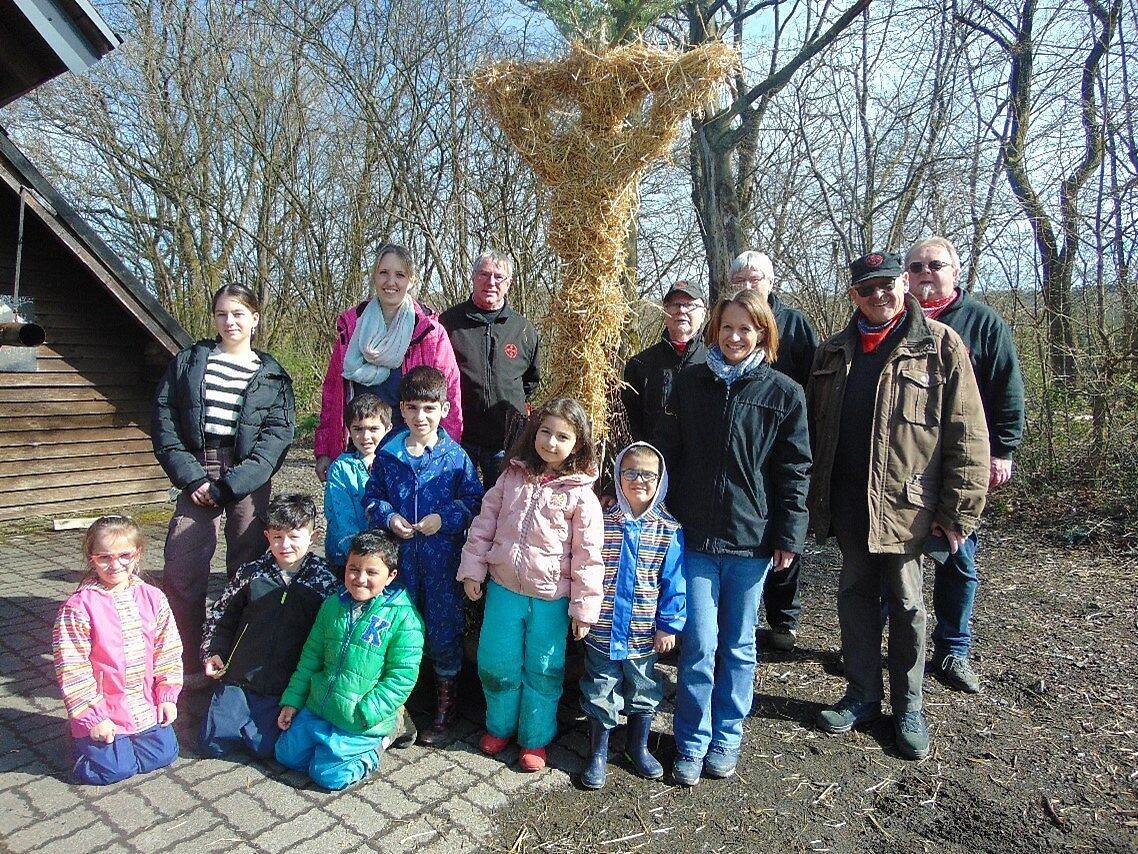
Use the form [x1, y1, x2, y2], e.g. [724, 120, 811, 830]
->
[582, 718, 610, 789]
[624, 713, 664, 780]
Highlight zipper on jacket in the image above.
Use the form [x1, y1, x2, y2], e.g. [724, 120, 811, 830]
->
[512, 481, 545, 591]
[319, 599, 367, 715]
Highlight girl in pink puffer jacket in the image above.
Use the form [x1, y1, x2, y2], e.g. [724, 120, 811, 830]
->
[458, 397, 604, 772]
[53, 516, 182, 785]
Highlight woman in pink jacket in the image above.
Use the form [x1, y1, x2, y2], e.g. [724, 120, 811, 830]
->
[314, 244, 463, 481]
[53, 516, 183, 785]
[458, 397, 604, 772]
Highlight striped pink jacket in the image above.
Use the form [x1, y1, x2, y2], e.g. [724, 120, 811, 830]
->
[53, 578, 182, 738]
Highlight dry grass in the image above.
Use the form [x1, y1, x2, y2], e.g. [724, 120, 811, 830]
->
[471, 41, 738, 435]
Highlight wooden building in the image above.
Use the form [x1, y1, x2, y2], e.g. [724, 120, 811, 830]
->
[0, 130, 191, 521]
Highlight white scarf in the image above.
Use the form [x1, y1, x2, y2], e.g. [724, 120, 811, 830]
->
[342, 296, 416, 386]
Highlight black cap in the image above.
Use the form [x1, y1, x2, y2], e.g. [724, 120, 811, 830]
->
[662, 281, 705, 303]
[849, 251, 903, 286]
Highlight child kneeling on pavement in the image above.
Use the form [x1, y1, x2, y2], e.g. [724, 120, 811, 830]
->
[275, 531, 423, 790]
[579, 442, 685, 788]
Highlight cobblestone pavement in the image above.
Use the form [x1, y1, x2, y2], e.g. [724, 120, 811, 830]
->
[0, 519, 592, 853]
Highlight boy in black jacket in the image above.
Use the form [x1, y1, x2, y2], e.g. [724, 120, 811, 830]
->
[198, 493, 339, 758]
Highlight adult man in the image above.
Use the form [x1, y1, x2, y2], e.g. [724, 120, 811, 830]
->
[727, 251, 820, 651]
[440, 251, 540, 489]
[807, 251, 989, 760]
[906, 236, 1025, 694]
[621, 280, 707, 443]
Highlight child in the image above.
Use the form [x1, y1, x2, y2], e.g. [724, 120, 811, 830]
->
[198, 493, 339, 759]
[325, 394, 392, 568]
[458, 397, 605, 772]
[579, 442, 685, 788]
[275, 531, 424, 791]
[363, 366, 483, 745]
[53, 516, 182, 785]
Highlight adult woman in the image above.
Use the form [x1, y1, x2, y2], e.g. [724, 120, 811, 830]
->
[152, 284, 296, 678]
[314, 244, 462, 481]
[653, 288, 812, 786]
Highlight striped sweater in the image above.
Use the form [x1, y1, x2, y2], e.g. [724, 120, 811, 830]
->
[53, 577, 182, 738]
[203, 351, 261, 437]
[584, 443, 686, 660]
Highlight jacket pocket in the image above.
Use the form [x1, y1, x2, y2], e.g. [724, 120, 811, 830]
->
[903, 476, 939, 508]
[898, 368, 943, 426]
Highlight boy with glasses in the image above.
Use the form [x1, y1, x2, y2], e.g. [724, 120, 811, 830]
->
[578, 442, 686, 789]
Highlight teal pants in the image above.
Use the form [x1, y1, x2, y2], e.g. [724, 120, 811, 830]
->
[478, 580, 571, 749]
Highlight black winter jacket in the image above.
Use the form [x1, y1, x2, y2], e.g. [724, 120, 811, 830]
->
[439, 300, 540, 450]
[769, 293, 820, 389]
[152, 340, 296, 504]
[933, 289, 1025, 459]
[200, 551, 339, 698]
[621, 332, 708, 443]
[653, 359, 812, 558]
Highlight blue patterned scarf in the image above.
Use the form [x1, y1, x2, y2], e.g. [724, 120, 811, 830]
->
[705, 344, 764, 386]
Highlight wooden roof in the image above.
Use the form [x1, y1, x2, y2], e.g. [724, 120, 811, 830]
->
[0, 129, 190, 355]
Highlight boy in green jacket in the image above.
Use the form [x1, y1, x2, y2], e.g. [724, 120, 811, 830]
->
[275, 531, 424, 790]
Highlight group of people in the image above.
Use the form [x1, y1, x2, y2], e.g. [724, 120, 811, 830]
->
[50, 236, 1023, 793]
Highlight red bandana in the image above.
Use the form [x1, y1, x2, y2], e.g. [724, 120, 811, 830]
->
[857, 310, 907, 353]
[919, 291, 958, 319]
[672, 338, 689, 355]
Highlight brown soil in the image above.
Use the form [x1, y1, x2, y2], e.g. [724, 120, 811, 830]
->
[486, 497, 1138, 853]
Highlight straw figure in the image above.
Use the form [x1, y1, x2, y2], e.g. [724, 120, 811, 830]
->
[471, 41, 738, 436]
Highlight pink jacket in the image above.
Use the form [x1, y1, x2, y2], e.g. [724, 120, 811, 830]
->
[458, 460, 605, 624]
[53, 578, 182, 739]
[315, 299, 463, 460]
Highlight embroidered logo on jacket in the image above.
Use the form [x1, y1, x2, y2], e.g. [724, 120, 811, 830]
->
[360, 615, 392, 645]
[504, 342, 519, 359]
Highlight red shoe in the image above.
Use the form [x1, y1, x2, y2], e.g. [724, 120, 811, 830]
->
[479, 733, 510, 756]
[518, 746, 546, 772]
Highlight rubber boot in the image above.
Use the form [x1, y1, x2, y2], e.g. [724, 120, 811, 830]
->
[581, 718, 610, 789]
[419, 676, 456, 746]
[625, 713, 664, 779]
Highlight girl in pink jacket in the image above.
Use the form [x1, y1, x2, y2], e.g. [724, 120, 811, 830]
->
[458, 397, 604, 772]
[314, 244, 463, 481]
[53, 516, 182, 785]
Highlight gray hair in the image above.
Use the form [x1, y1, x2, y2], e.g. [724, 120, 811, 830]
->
[905, 236, 961, 269]
[472, 250, 514, 280]
[729, 251, 775, 281]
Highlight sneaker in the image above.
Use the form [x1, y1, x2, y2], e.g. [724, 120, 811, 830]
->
[518, 746, 546, 772]
[933, 654, 981, 694]
[767, 627, 797, 652]
[816, 695, 882, 734]
[672, 754, 702, 787]
[479, 733, 510, 756]
[703, 745, 738, 779]
[894, 709, 930, 759]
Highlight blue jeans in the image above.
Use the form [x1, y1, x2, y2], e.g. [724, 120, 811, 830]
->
[199, 683, 282, 759]
[275, 707, 382, 791]
[477, 580, 570, 749]
[71, 723, 179, 785]
[931, 531, 980, 658]
[673, 550, 770, 758]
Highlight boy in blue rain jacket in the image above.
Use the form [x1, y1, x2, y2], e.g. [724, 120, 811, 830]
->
[363, 366, 483, 745]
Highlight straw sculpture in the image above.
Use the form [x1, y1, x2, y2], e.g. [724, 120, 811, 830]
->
[471, 40, 738, 436]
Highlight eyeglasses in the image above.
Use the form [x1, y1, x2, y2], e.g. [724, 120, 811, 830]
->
[90, 550, 139, 568]
[853, 280, 898, 298]
[666, 301, 704, 314]
[730, 273, 770, 287]
[620, 469, 660, 483]
[907, 260, 952, 274]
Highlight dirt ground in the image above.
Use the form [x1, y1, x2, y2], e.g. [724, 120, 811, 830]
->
[275, 452, 1138, 853]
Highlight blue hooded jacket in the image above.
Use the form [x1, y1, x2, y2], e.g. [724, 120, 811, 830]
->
[585, 442, 686, 660]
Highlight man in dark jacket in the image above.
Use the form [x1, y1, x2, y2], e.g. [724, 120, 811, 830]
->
[727, 251, 820, 652]
[807, 250, 989, 761]
[440, 251, 540, 489]
[621, 280, 707, 443]
[906, 236, 1025, 694]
